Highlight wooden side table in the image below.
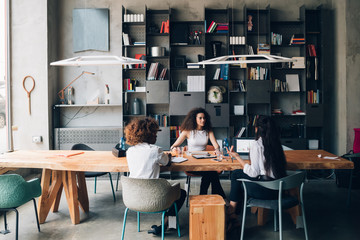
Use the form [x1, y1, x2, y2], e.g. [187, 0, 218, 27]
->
[189, 195, 225, 240]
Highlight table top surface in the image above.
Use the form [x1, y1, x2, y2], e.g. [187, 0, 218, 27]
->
[0, 149, 354, 172]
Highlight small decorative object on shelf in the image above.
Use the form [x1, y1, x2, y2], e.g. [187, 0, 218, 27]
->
[105, 84, 110, 104]
[207, 86, 225, 103]
[247, 15, 253, 31]
[132, 98, 141, 115]
[190, 30, 202, 45]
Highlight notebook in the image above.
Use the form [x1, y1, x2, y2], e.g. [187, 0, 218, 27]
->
[192, 153, 217, 159]
[234, 139, 255, 160]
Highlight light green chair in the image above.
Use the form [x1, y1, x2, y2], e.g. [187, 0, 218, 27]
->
[120, 176, 181, 240]
[0, 174, 42, 240]
[238, 171, 308, 240]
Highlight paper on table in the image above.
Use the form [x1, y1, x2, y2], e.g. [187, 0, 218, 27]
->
[323, 156, 339, 160]
[171, 157, 188, 163]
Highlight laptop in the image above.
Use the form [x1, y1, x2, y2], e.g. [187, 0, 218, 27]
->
[234, 138, 255, 160]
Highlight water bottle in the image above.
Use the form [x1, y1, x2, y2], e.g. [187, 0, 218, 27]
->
[223, 138, 229, 156]
[120, 137, 126, 150]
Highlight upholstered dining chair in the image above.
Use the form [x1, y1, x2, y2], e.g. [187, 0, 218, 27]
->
[120, 176, 181, 240]
[0, 174, 42, 240]
[71, 143, 116, 202]
[238, 170, 308, 240]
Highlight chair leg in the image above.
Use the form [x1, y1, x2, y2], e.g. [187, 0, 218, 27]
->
[116, 172, 120, 191]
[274, 209, 278, 232]
[347, 168, 354, 206]
[14, 209, 19, 240]
[108, 173, 116, 202]
[161, 211, 166, 240]
[137, 212, 140, 232]
[0, 211, 10, 234]
[279, 208, 283, 240]
[240, 201, 247, 240]
[94, 177, 97, 194]
[121, 208, 129, 240]
[186, 176, 191, 207]
[174, 203, 181, 237]
[32, 198, 41, 232]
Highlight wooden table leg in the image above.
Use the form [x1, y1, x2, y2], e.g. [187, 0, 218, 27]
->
[77, 172, 89, 212]
[38, 169, 89, 225]
[38, 169, 63, 224]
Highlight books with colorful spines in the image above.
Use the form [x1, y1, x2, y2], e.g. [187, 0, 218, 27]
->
[219, 64, 229, 80]
[209, 22, 217, 33]
[306, 44, 317, 56]
[207, 21, 215, 33]
[165, 20, 170, 33]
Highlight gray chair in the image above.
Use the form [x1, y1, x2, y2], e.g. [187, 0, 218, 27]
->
[71, 143, 116, 202]
[120, 176, 181, 240]
[0, 174, 42, 240]
[238, 171, 308, 240]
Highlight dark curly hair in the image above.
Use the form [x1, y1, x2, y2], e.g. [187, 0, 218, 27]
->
[125, 118, 159, 145]
[180, 108, 212, 132]
[255, 115, 287, 179]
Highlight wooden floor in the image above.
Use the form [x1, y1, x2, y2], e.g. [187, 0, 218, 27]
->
[0, 175, 360, 240]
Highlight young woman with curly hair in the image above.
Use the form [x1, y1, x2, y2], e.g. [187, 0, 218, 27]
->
[125, 117, 186, 235]
[225, 115, 287, 231]
[170, 108, 227, 199]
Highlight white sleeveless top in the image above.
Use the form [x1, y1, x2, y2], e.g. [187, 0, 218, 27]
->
[187, 130, 208, 151]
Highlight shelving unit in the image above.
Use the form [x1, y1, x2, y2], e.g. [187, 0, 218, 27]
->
[118, 4, 327, 151]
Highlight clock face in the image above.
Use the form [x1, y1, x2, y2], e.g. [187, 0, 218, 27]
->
[207, 86, 223, 103]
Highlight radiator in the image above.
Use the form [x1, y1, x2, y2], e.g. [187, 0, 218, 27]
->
[54, 127, 123, 151]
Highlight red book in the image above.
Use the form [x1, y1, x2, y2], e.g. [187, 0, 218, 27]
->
[207, 21, 215, 33]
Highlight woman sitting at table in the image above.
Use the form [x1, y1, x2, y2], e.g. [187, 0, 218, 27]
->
[170, 107, 227, 199]
[226, 115, 287, 231]
[125, 117, 186, 235]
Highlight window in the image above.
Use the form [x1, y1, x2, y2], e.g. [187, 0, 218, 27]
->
[0, 0, 9, 153]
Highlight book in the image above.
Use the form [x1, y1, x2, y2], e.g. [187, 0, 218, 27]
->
[122, 32, 130, 46]
[213, 68, 220, 80]
[207, 21, 215, 33]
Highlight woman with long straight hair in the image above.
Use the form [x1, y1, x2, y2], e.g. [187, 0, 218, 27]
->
[226, 115, 287, 230]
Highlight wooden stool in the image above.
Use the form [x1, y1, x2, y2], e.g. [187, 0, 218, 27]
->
[189, 195, 225, 240]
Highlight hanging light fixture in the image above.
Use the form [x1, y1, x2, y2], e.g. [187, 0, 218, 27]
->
[189, 0, 294, 66]
[50, 55, 146, 67]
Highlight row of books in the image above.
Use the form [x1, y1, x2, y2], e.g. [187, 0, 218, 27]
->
[149, 114, 169, 127]
[147, 63, 167, 80]
[187, 75, 205, 92]
[257, 44, 270, 55]
[271, 32, 283, 45]
[206, 21, 229, 33]
[273, 79, 289, 92]
[289, 34, 305, 45]
[307, 89, 320, 103]
[212, 64, 229, 80]
[124, 79, 138, 92]
[248, 67, 269, 80]
[170, 126, 181, 138]
[160, 20, 170, 33]
[234, 80, 246, 92]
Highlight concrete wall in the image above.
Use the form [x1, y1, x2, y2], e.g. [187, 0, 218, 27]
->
[11, 0, 358, 155]
[11, 0, 50, 150]
[345, 0, 360, 152]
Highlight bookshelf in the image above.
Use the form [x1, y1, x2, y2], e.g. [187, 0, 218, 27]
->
[119, 5, 327, 151]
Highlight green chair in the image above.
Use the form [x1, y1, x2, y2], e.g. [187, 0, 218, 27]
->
[120, 176, 181, 240]
[71, 143, 116, 202]
[0, 174, 42, 240]
[238, 171, 308, 240]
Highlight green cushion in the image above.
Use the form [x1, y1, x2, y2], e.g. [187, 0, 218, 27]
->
[0, 174, 42, 209]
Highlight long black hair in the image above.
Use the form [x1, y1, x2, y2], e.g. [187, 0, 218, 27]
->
[255, 115, 287, 179]
[180, 108, 212, 132]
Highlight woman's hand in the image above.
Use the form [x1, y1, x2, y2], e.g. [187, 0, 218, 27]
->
[226, 146, 240, 159]
[215, 148, 221, 156]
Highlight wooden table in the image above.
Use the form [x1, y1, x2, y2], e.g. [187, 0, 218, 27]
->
[0, 149, 353, 225]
